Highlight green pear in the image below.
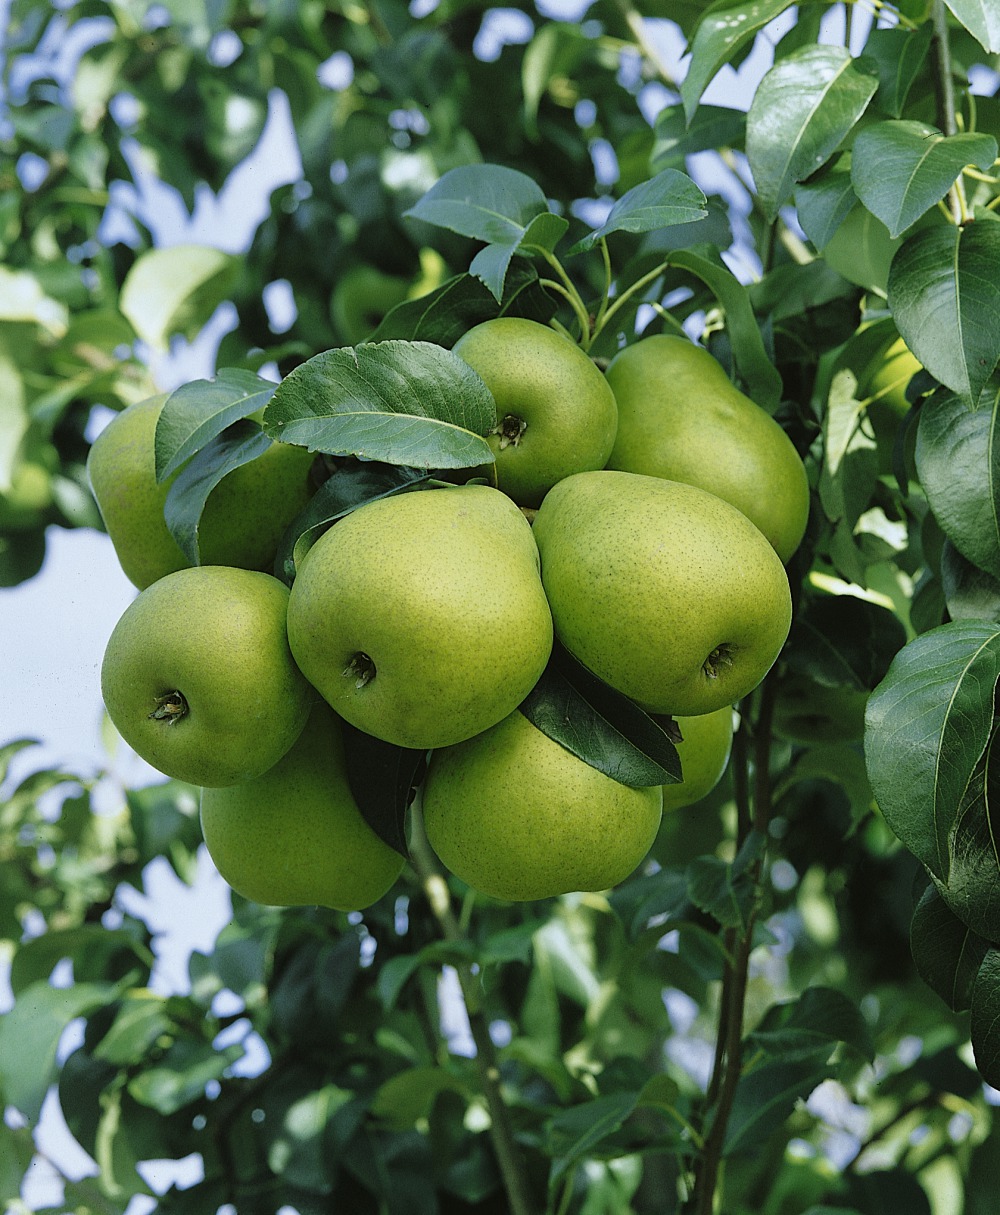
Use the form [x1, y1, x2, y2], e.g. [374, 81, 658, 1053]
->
[604, 335, 810, 562]
[532, 470, 792, 717]
[200, 701, 405, 910]
[101, 565, 314, 787]
[286, 484, 553, 750]
[662, 707, 735, 812]
[772, 673, 869, 744]
[422, 709, 662, 901]
[451, 317, 618, 507]
[87, 394, 316, 589]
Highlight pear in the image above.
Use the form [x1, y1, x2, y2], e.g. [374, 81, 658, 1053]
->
[605, 335, 809, 562]
[286, 485, 553, 750]
[531, 470, 792, 717]
[422, 709, 662, 901]
[87, 393, 316, 589]
[200, 701, 405, 911]
[100, 565, 314, 787]
[662, 707, 734, 812]
[451, 317, 618, 507]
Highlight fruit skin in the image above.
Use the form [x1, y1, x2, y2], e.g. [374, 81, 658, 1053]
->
[422, 709, 663, 901]
[531, 470, 792, 717]
[662, 707, 734, 812]
[200, 701, 405, 911]
[101, 565, 314, 787]
[604, 335, 809, 563]
[286, 484, 553, 750]
[86, 394, 316, 589]
[451, 317, 618, 508]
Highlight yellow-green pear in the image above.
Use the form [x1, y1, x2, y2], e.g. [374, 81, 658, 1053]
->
[605, 335, 810, 562]
[532, 471, 792, 717]
[663, 707, 735, 812]
[451, 317, 618, 507]
[101, 565, 314, 786]
[422, 709, 663, 901]
[200, 702, 405, 910]
[286, 485, 553, 750]
[87, 394, 316, 589]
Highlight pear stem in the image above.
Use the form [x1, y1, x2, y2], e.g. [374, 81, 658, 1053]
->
[148, 691, 188, 724]
[343, 652, 376, 690]
[409, 808, 539, 1215]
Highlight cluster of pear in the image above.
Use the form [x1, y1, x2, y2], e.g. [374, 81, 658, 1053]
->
[91, 319, 809, 911]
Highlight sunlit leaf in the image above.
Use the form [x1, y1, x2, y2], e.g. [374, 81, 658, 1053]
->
[569, 170, 708, 253]
[945, 0, 1000, 52]
[119, 245, 237, 351]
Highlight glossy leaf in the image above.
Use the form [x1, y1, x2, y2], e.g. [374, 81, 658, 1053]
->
[794, 157, 857, 250]
[971, 949, 1000, 1088]
[745, 45, 878, 221]
[851, 121, 997, 238]
[915, 379, 1000, 579]
[863, 25, 934, 117]
[119, 244, 237, 351]
[650, 105, 746, 173]
[263, 341, 497, 469]
[911, 882, 990, 1011]
[946, 0, 1000, 52]
[887, 222, 1000, 404]
[569, 169, 708, 253]
[341, 720, 425, 857]
[864, 621, 1000, 882]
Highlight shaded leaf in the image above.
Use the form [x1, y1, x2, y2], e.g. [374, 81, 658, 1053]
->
[911, 882, 990, 1011]
[545, 1091, 639, 1187]
[971, 949, 1000, 1088]
[723, 1055, 832, 1155]
[687, 830, 765, 931]
[748, 986, 875, 1064]
[864, 25, 934, 117]
[569, 169, 708, 253]
[942, 540, 1000, 623]
[127, 1039, 243, 1116]
[650, 104, 746, 173]
[341, 720, 425, 857]
[795, 157, 857, 250]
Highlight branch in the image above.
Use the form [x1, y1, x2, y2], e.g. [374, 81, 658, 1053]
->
[930, 0, 970, 223]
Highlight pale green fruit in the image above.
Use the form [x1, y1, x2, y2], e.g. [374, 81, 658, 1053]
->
[773, 674, 869, 744]
[451, 317, 618, 507]
[87, 394, 316, 589]
[605, 335, 810, 562]
[422, 709, 663, 901]
[200, 702, 405, 910]
[532, 471, 792, 717]
[663, 707, 735, 812]
[101, 565, 314, 787]
[286, 485, 553, 750]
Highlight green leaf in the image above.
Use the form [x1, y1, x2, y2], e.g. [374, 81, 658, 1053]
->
[0, 979, 122, 1122]
[723, 1055, 833, 1155]
[942, 541, 1000, 623]
[155, 368, 278, 480]
[945, 0, 1000, 53]
[911, 882, 990, 1012]
[545, 1091, 639, 1187]
[569, 169, 708, 253]
[93, 995, 174, 1066]
[518, 642, 681, 788]
[127, 1038, 243, 1115]
[747, 986, 875, 1064]
[341, 719, 424, 857]
[119, 244, 237, 351]
[794, 157, 858, 250]
[650, 104, 746, 173]
[864, 620, 1000, 882]
[687, 830, 764, 930]
[863, 25, 934, 118]
[746, 44, 878, 221]
[915, 378, 1000, 580]
[971, 950, 1000, 1088]
[369, 1067, 469, 1130]
[851, 122, 997, 238]
[163, 420, 272, 565]
[887, 221, 1000, 403]
[263, 341, 497, 469]
[681, 0, 798, 121]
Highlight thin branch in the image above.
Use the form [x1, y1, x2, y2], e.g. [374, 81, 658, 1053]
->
[931, 0, 970, 223]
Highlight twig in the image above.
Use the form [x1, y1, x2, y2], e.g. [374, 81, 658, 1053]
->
[930, 0, 970, 223]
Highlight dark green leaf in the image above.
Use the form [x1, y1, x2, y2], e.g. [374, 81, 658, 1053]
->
[687, 829, 764, 930]
[723, 1055, 832, 1155]
[155, 368, 278, 480]
[864, 25, 934, 117]
[569, 169, 708, 253]
[127, 1038, 243, 1115]
[518, 642, 680, 788]
[971, 949, 1000, 1088]
[911, 882, 990, 1011]
[942, 540, 1000, 623]
[163, 420, 272, 565]
[263, 341, 497, 469]
[852, 121, 997, 238]
[888, 222, 1000, 403]
[745, 46, 878, 221]
[864, 620, 1000, 881]
[794, 157, 857, 250]
[650, 105, 746, 173]
[747, 986, 875, 1064]
[341, 719, 424, 857]
[545, 1091, 639, 1186]
[915, 378, 1000, 579]
[782, 592, 907, 690]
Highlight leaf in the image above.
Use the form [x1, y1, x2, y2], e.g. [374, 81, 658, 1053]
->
[942, 540, 1000, 623]
[569, 169, 708, 253]
[722, 1055, 833, 1155]
[119, 244, 237, 351]
[863, 25, 934, 118]
[910, 882, 990, 1012]
[887, 221, 1000, 403]
[341, 720, 425, 857]
[650, 105, 746, 173]
[681, 0, 798, 121]
[851, 122, 998, 238]
[162, 420, 272, 565]
[686, 829, 764, 930]
[545, 1091, 640, 1187]
[369, 1067, 469, 1130]
[127, 1038, 243, 1115]
[518, 641, 681, 788]
[747, 986, 875, 1064]
[864, 620, 1000, 882]
[263, 341, 497, 469]
[971, 950, 1000, 1088]
[945, 0, 1000, 53]
[794, 157, 857, 250]
[915, 378, 1000, 580]
[745, 45, 879, 221]
[782, 592, 907, 690]
[155, 368, 279, 480]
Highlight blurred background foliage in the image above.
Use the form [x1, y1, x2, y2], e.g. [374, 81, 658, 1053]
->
[2, 0, 1000, 1212]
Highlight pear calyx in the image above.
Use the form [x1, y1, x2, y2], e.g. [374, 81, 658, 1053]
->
[148, 691, 189, 724]
[344, 652, 377, 689]
[703, 644, 735, 681]
[493, 414, 527, 449]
